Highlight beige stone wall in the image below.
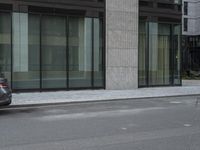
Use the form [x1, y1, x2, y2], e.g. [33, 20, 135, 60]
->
[106, 0, 139, 90]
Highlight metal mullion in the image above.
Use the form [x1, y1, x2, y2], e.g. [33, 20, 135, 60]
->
[66, 16, 69, 89]
[39, 14, 42, 92]
[180, 24, 183, 86]
[103, 4, 106, 89]
[91, 18, 94, 88]
[170, 24, 174, 85]
[146, 21, 150, 87]
[102, 17, 106, 89]
[10, 12, 13, 90]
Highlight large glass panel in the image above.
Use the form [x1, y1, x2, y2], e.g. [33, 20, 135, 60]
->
[139, 18, 182, 87]
[28, 15, 40, 89]
[0, 13, 11, 85]
[94, 18, 104, 87]
[12, 13, 40, 89]
[139, 21, 147, 86]
[149, 23, 171, 85]
[41, 15, 66, 89]
[68, 17, 92, 88]
[173, 24, 181, 85]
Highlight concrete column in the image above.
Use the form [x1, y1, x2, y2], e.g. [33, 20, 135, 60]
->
[106, 0, 139, 90]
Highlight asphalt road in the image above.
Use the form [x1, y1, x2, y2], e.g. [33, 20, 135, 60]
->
[0, 96, 200, 150]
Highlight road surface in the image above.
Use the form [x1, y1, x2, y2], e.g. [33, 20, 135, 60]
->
[0, 96, 200, 150]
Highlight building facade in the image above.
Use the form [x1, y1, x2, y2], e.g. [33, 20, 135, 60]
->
[0, 0, 182, 92]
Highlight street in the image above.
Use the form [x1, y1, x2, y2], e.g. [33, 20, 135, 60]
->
[0, 96, 200, 150]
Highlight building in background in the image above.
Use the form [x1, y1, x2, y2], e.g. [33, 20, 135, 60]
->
[182, 0, 200, 79]
[0, 0, 182, 92]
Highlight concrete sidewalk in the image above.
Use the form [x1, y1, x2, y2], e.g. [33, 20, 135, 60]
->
[10, 85, 200, 107]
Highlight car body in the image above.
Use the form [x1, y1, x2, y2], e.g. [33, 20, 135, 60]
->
[0, 78, 12, 106]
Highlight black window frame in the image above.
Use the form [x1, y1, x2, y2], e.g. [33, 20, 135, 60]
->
[184, 1, 188, 15]
[184, 18, 188, 32]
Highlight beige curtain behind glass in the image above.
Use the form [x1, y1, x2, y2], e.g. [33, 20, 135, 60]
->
[149, 23, 170, 85]
[149, 22, 158, 85]
[158, 34, 170, 84]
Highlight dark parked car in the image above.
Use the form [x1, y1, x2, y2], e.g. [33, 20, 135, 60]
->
[0, 78, 12, 106]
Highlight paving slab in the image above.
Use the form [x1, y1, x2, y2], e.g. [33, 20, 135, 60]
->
[9, 86, 200, 107]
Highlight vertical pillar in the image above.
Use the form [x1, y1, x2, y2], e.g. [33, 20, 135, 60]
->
[106, 0, 139, 89]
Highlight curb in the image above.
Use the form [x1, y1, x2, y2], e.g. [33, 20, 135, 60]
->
[1, 93, 200, 111]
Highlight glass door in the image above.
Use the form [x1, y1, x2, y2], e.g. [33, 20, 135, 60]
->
[138, 21, 181, 87]
[41, 15, 67, 89]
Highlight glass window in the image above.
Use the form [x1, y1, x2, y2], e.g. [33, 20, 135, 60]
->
[3, 11, 104, 90]
[0, 13, 11, 85]
[41, 15, 67, 89]
[173, 24, 181, 85]
[148, 23, 171, 86]
[157, 3, 174, 9]
[28, 15, 40, 89]
[184, 2, 188, 15]
[174, 0, 182, 5]
[139, 21, 147, 86]
[139, 20, 181, 87]
[13, 13, 40, 89]
[93, 18, 104, 87]
[68, 17, 92, 88]
[184, 18, 188, 32]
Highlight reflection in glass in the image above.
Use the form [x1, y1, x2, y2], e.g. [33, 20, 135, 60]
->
[139, 21, 147, 86]
[13, 13, 40, 89]
[2, 13, 105, 90]
[41, 16, 67, 89]
[173, 25, 181, 84]
[0, 13, 11, 85]
[94, 18, 104, 87]
[149, 23, 170, 85]
[158, 24, 170, 85]
[139, 21, 181, 87]
[68, 17, 92, 88]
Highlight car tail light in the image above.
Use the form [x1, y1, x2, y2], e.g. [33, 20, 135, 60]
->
[0, 83, 8, 88]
